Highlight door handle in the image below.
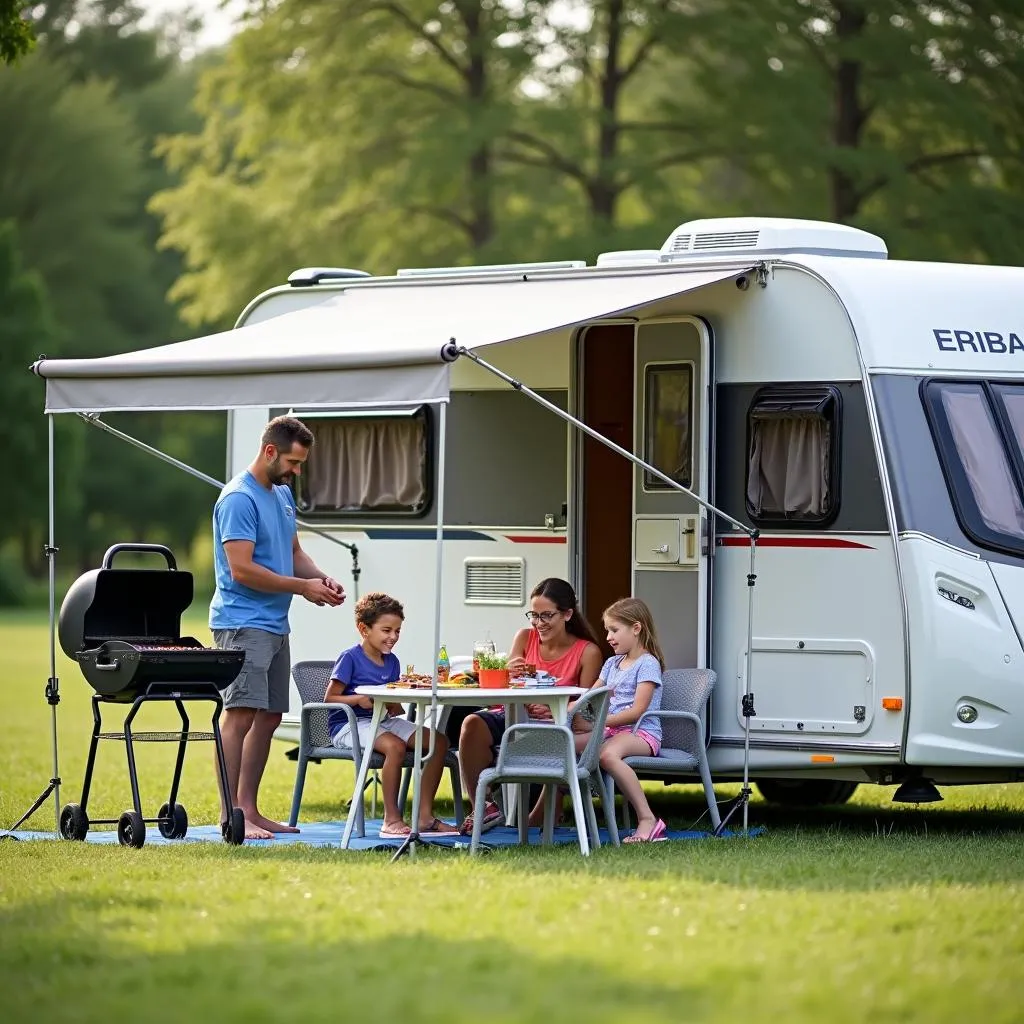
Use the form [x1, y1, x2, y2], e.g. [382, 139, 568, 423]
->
[652, 544, 669, 554]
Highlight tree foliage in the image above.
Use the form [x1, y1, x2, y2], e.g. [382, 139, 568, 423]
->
[685, 0, 1024, 262]
[0, 3, 223, 581]
[0, 0, 34, 64]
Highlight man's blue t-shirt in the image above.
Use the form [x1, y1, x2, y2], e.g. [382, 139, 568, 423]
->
[327, 644, 401, 737]
[209, 471, 297, 634]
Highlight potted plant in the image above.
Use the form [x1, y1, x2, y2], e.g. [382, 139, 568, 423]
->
[477, 651, 510, 689]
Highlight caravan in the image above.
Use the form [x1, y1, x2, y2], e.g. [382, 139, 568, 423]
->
[40, 215, 1024, 806]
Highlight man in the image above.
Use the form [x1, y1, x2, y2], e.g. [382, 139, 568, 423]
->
[211, 415, 344, 840]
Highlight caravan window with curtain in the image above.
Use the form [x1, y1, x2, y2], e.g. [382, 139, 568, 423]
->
[745, 386, 842, 527]
[293, 408, 431, 516]
[924, 380, 1024, 554]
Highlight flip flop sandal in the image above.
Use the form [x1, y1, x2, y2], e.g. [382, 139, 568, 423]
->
[624, 818, 668, 844]
[379, 822, 413, 839]
[419, 817, 460, 836]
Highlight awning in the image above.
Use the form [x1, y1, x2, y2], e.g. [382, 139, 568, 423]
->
[34, 266, 748, 413]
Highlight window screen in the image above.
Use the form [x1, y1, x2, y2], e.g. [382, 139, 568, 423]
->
[745, 386, 841, 526]
[643, 363, 693, 490]
[293, 408, 430, 516]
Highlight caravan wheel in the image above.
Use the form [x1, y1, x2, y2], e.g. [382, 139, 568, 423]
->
[756, 779, 859, 807]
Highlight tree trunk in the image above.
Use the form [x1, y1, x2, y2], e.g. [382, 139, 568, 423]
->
[460, 1, 494, 251]
[829, 1, 868, 221]
[589, 0, 625, 224]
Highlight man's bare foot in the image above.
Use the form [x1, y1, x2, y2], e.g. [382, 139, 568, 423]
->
[244, 819, 274, 840]
[253, 813, 300, 834]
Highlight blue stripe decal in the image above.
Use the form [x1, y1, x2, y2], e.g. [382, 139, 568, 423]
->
[362, 528, 496, 542]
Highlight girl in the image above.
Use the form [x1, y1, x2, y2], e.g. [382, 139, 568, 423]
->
[457, 578, 603, 835]
[576, 597, 668, 843]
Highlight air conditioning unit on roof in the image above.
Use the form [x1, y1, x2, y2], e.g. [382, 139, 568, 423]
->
[660, 217, 887, 260]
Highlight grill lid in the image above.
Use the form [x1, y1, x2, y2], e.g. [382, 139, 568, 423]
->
[58, 544, 194, 657]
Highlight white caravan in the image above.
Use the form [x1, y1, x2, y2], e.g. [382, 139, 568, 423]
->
[225, 216, 1024, 805]
[40, 215, 1024, 807]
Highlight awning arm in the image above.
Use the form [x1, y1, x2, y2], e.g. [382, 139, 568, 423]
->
[448, 344, 760, 834]
[77, 414, 362, 594]
[446, 347, 756, 537]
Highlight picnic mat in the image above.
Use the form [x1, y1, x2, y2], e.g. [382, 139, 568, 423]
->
[3, 819, 762, 850]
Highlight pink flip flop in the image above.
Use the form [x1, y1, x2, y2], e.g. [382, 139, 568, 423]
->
[624, 818, 668, 844]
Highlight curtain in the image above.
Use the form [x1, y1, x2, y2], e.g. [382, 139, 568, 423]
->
[941, 387, 1024, 540]
[748, 413, 829, 517]
[300, 417, 427, 512]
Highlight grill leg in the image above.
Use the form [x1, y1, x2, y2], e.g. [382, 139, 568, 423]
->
[166, 700, 189, 808]
[210, 697, 234, 822]
[79, 697, 105, 814]
[123, 697, 145, 817]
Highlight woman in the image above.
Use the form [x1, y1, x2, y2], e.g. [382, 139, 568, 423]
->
[458, 578, 603, 835]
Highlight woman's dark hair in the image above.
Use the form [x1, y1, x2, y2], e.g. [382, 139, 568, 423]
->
[530, 578, 601, 647]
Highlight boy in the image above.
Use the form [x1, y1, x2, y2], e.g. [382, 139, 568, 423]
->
[325, 592, 458, 837]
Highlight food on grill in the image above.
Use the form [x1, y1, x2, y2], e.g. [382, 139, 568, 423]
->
[59, 543, 244, 700]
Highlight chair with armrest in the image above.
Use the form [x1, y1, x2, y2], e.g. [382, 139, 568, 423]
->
[288, 660, 464, 834]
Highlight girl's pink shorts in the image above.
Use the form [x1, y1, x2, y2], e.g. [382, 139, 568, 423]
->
[604, 725, 660, 757]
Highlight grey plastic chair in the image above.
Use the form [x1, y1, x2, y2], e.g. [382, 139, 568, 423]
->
[605, 668, 720, 844]
[470, 686, 611, 856]
[288, 660, 464, 834]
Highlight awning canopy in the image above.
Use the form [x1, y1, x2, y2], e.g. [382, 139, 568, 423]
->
[34, 266, 748, 414]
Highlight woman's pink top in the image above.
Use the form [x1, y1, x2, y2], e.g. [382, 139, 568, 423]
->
[524, 632, 591, 686]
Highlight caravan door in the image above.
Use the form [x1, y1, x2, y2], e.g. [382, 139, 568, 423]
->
[633, 318, 712, 668]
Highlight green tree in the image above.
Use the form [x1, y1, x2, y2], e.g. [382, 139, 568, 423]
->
[153, 0, 545, 327]
[685, 0, 1024, 263]
[0, 220, 83, 585]
[0, 0, 34, 63]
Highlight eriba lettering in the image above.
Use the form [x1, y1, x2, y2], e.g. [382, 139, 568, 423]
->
[934, 329, 1024, 354]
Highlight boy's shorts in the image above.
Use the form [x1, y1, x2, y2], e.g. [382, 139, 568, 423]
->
[331, 715, 417, 751]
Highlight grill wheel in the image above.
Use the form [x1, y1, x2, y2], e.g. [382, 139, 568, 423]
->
[117, 809, 146, 849]
[59, 803, 89, 841]
[223, 807, 245, 846]
[157, 802, 189, 840]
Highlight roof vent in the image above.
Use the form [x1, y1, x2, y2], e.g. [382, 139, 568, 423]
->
[661, 217, 887, 260]
[288, 267, 372, 287]
[595, 249, 662, 267]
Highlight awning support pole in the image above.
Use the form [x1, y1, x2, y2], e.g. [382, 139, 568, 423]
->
[2, 415, 63, 839]
[392, 399, 446, 862]
[452, 345, 758, 836]
[76, 413, 362, 599]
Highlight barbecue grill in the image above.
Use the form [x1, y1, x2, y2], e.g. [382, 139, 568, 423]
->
[57, 543, 247, 848]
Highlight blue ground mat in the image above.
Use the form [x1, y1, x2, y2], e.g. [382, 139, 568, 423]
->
[2, 819, 762, 850]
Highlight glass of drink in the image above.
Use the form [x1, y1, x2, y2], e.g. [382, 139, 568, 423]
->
[473, 639, 496, 673]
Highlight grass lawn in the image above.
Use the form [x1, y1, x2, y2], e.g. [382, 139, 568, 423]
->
[2, 610, 1024, 1023]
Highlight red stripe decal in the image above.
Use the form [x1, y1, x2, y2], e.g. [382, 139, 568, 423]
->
[504, 535, 568, 544]
[718, 536, 874, 550]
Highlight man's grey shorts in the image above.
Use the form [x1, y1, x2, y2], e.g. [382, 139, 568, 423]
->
[213, 627, 290, 713]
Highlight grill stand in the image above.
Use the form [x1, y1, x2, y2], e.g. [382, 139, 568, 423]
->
[59, 684, 246, 849]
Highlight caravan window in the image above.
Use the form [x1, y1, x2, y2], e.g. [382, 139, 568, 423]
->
[745, 386, 841, 526]
[293, 408, 431, 516]
[924, 381, 1024, 552]
[643, 363, 693, 490]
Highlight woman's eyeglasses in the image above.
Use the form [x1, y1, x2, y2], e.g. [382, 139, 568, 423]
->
[525, 611, 559, 624]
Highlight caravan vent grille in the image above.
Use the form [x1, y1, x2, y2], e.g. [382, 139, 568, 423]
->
[669, 233, 692, 253]
[693, 230, 760, 250]
[464, 558, 526, 606]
